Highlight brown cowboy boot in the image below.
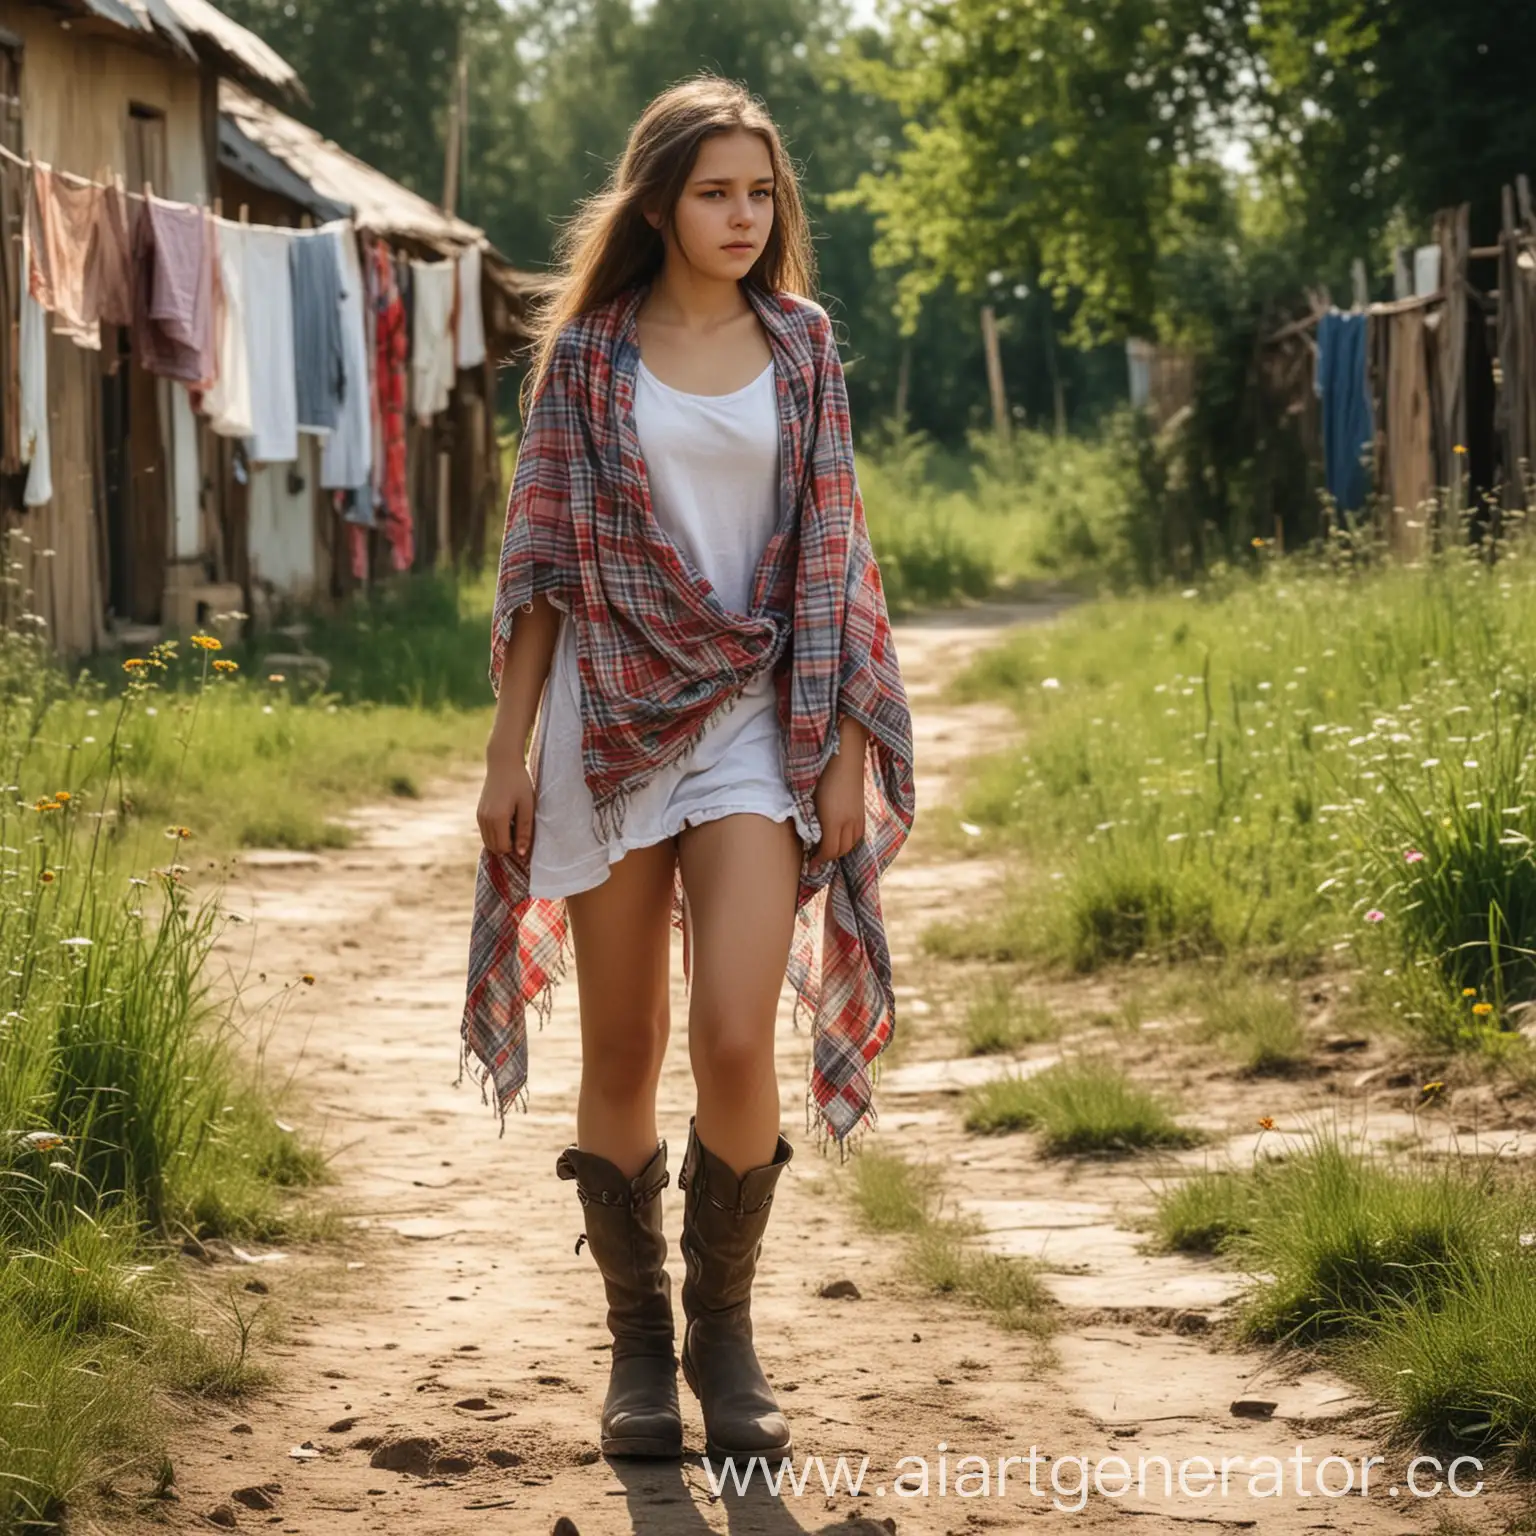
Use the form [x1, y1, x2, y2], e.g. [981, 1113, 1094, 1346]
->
[677, 1116, 794, 1463]
[555, 1139, 683, 1458]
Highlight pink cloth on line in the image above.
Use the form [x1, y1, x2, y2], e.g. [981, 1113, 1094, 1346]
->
[134, 196, 218, 387]
[27, 166, 102, 350]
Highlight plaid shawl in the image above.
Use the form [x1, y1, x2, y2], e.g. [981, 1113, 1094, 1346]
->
[460, 283, 914, 1150]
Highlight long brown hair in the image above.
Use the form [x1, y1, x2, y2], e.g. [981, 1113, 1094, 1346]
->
[520, 75, 815, 410]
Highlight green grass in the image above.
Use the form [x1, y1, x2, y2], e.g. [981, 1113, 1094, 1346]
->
[963, 1057, 1202, 1153]
[1150, 1136, 1536, 1472]
[945, 544, 1536, 1051]
[1148, 1168, 1256, 1253]
[67, 567, 497, 858]
[1190, 975, 1311, 1076]
[0, 532, 329, 1531]
[844, 1146, 1053, 1336]
[961, 975, 1063, 1055]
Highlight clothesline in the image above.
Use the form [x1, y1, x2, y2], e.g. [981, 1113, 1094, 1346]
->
[13, 135, 489, 583]
[0, 140, 389, 243]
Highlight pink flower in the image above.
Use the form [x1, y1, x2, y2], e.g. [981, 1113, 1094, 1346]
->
[1404, 849, 1425, 864]
[1365, 909, 1386, 923]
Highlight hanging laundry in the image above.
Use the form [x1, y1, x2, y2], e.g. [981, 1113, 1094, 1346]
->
[290, 227, 346, 434]
[1316, 310, 1373, 513]
[243, 227, 299, 464]
[370, 239, 412, 570]
[205, 219, 254, 440]
[1413, 245, 1442, 299]
[19, 223, 51, 507]
[320, 223, 373, 492]
[92, 185, 136, 330]
[134, 196, 218, 386]
[410, 257, 456, 422]
[27, 165, 102, 350]
[456, 243, 487, 370]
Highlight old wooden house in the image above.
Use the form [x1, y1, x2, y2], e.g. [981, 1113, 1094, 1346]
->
[0, 0, 536, 656]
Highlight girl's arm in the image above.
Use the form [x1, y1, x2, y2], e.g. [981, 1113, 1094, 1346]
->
[476, 594, 561, 859]
[810, 714, 869, 872]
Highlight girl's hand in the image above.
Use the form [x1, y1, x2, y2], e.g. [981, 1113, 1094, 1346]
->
[478, 748, 536, 859]
[810, 718, 868, 873]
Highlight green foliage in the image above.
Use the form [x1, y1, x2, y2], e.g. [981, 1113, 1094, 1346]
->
[1154, 1137, 1536, 1472]
[961, 976, 1062, 1056]
[945, 545, 1536, 1050]
[963, 1058, 1201, 1153]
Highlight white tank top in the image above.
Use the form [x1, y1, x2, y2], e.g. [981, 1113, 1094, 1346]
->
[526, 354, 810, 901]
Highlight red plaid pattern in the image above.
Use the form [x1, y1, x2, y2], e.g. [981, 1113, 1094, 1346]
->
[460, 284, 914, 1150]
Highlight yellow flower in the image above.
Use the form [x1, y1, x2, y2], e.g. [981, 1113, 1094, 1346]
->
[1462, 987, 1477, 997]
[212, 659, 238, 674]
[33, 798, 57, 814]
[1257, 1116, 1276, 1132]
[191, 634, 222, 652]
[1472, 1001, 1494, 1017]
[122, 658, 148, 673]
[53, 791, 70, 804]
[301, 973, 316, 986]
[40, 870, 55, 884]
[1454, 444, 1467, 456]
[1251, 536, 1265, 548]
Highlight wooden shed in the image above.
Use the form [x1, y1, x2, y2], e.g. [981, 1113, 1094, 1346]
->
[0, 0, 298, 654]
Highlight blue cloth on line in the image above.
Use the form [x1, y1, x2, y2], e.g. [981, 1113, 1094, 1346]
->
[1315, 310, 1373, 512]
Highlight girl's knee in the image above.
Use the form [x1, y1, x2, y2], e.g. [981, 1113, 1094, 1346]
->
[582, 1009, 668, 1091]
[690, 1025, 774, 1093]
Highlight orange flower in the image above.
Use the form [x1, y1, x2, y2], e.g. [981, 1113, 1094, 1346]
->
[213, 659, 238, 674]
[1473, 1002, 1494, 1017]
[1257, 1116, 1276, 1132]
[191, 633, 222, 652]
[122, 658, 148, 673]
[52, 791, 70, 804]
[301, 973, 316, 986]
[40, 870, 55, 884]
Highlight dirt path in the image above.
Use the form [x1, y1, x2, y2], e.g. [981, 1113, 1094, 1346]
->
[156, 604, 1511, 1535]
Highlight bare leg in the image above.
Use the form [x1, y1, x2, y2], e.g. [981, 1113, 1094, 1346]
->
[676, 813, 803, 1177]
[565, 839, 677, 1180]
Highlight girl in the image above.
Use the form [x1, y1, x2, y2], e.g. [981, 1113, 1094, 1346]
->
[461, 75, 914, 1466]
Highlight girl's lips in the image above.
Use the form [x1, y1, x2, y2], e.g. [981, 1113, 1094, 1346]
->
[724, 242, 755, 251]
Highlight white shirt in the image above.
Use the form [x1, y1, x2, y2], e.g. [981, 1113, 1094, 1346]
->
[527, 356, 809, 900]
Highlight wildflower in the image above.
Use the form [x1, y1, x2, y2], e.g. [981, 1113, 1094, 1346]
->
[268, 673, 286, 684]
[18, 1131, 65, 1152]
[39, 871, 55, 884]
[59, 937, 93, 947]
[213, 659, 238, 674]
[1454, 444, 1467, 456]
[191, 633, 222, 652]
[1257, 1116, 1276, 1132]
[123, 657, 148, 673]
[1404, 849, 1424, 864]
[1365, 909, 1386, 923]
[1041, 678, 1061, 690]
[164, 826, 192, 840]
[1473, 1002, 1494, 1017]
[1462, 988, 1478, 997]
[33, 798, 58, 814]
[301, 973, 316, 986]
[1251, 536, 1265, 548]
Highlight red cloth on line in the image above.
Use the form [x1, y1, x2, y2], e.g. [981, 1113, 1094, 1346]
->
[368, 238, 411, 571]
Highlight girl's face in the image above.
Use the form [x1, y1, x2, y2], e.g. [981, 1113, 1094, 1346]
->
[652, 129, 776, 282]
